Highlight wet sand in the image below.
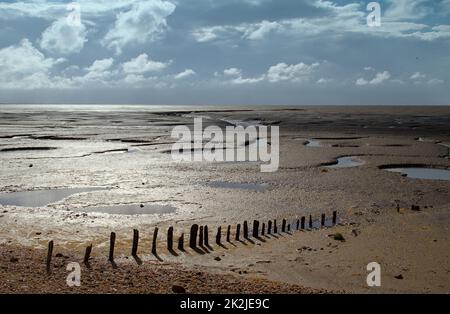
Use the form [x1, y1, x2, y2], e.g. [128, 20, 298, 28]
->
[0, 105, 449, 293]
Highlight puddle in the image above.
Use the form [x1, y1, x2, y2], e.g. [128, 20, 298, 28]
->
[207, 181, 269, 191]
[385, 167, 450, 181]
[324, 156, 365, 168]
[0, 187, 106, 207]
[77, 204, 177, 215]
[305, 139, 322, 147]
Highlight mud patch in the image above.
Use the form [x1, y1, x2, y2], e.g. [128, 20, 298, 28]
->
[76, 204, 177, 215]
[207, 181, 269, 192]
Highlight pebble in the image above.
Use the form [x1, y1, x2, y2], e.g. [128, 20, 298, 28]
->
[172, 285, 186, 294]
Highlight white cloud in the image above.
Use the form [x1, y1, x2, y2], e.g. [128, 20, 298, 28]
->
[174, 69, 196, 79]
[356, 71, 391, 86]
[86, 58, 114, 72]
[122, 54, 170, 74]
[410, 72, 426, 80]
[364, 66, 374, 71]
[223, 68, 242, 76]
[102, 0, 176, 54]
[266, 62, 319, 83]
[427, 78, 444, 85]
[0, 39, 65, 89]
[317, 78, 333, 84]
[243, 20, 281, 40]
[356, 78, 369, 86]
[39, 17, 87, 54]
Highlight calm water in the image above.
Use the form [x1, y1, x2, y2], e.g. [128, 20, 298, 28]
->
[77, 204, 177, 215]
[305, 139, 322, 147]
[0, 187, 106, 207]
[325, 156, 365, 168]
[386, 168, 450, 181]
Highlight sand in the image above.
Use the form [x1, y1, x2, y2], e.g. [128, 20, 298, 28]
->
[0, 105, 449, 293]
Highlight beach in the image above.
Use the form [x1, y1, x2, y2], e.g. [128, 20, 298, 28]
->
[0, 105, 449, 293]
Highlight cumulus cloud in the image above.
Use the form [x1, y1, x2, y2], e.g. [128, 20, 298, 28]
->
[242, 20, 281, 40]
[266, 62, 319, 83]
[356, 71, 391, 86]
[122, 54, 170, 74]
[102, 0, 176, 54]
[174, 69, 196, 79]
[223, 68, 242, 76]
[410, 72, 426, 80]
[0, 39, 65, 89]
[39, 17, 87, 54]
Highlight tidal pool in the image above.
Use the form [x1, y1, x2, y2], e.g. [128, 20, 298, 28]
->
[305, 139, 322, 147]
[77, 204, 177, 215]
[325, 157, 365, 168]
[0, 187, 106, 207]
[386, 167, 450, 181]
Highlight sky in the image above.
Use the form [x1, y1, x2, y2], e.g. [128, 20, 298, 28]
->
[0, 0, 449, 105]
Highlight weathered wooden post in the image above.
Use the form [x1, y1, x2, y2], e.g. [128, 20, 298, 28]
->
[296, 219, 300, 230]
[301, 216, 305, 229]
[252, 220, 260, 238]
[109, 232, 116, 262]
[189, 224, 198, 249]
[178, 233, 184, 251]
[199, 226, 204, 247]
[287, 223, 291, 232]
[282, 219, 286, 232]
[332, 211, 337, 225]
[151, 227, 159, 255]
[132, 229, 139, 256]
[235, 224, 241, 241]
[321, 214, 326, 227]
[274, 219, 278, 233]
[261, 222, 265, 236]
[204, 225, 209, 247]
[84, 244, 92, 266]
[46, 240, 53, 273]
[226, 225, 231, 242]
[268, 220, 272, 234]
[216, 226, 222, 245]
[309, 215, 313, 229]
[167, 227, 174, 251]
[243, 221, 249, 239]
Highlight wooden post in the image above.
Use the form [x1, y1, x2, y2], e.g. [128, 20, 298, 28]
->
[109, 232, 116, 262]
[243, 221, 249, 239]
[216, 226, 221, 245]
[261, 222, 265, 236]
[296, 219, 300, 230]
[235, 224, 241, 241]
[274, 219, 278, 233]
[321, 213, 325, 227]
[301, 216, 305, 230]
[152, 227, 159, 255]
[204, 225, 209, 247]
[226, 225, 231, 242]
[287, 223, 291, 232]
[309, 215, 313, 229]
[167, 227, 174, 251]
[178, 233, 184, 251]
[189, 224, 198, 249]
[199, 226, 204, 247]
[332, 211, 337, 225]
[282, 219, 286, 232]
[268, 220, 272, 234]
[84, 244, 92, 266]
[46, 240, 53, 273]
[252, 220, 259, 238]
[132, 229, 139, 256]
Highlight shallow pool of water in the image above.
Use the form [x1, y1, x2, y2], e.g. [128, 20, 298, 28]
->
[0, 187, 106, 207]
[325, 157, 365, 168]
[386, 168, 450, 181]
[207, 181, 268, 191]
[77, 204, 177, 215]
[305, 139, 321, 147]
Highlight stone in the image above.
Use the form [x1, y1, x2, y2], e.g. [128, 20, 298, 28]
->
[172, 284, 186, 294]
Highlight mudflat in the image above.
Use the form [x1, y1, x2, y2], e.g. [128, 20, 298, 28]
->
[0, 105, 449, 293]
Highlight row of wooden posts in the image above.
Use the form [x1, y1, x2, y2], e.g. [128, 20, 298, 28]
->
[46, 211, 337, 272]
